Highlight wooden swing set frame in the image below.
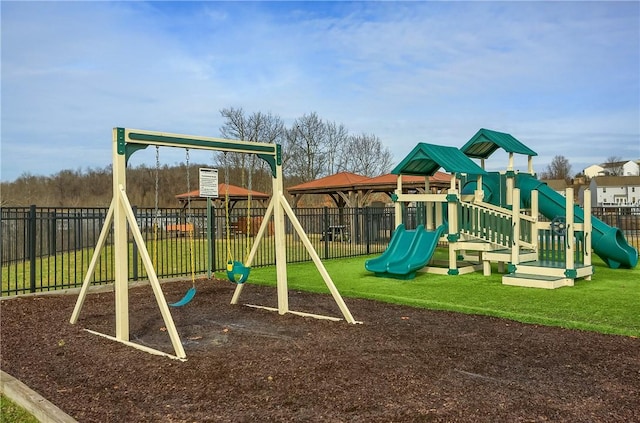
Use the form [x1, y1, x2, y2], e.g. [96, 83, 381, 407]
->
[70, 128, 358, 361]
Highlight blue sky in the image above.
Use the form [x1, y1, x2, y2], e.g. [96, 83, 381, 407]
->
[2, 1, 639, 182]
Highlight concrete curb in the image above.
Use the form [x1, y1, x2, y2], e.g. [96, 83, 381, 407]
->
[1, 370, 78, 423]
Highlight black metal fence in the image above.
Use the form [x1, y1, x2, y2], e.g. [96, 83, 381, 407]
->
[0, 205, 401, 296]
[2, 205, 638, 296]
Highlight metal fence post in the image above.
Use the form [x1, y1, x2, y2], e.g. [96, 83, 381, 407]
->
[323, 207, 329, 259]
[49, 210, 57, 256]
[364, 207, 370, 255]
[207, 198, 214, 278]
[354, 207, 360, 245]
[28, 205, 37, 293]
[0, 208, 4, 286]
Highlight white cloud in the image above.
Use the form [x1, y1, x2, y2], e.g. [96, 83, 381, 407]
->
[1, 1, 638, 182]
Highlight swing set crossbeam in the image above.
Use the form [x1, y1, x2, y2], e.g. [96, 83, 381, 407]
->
[70, 127, 358, 361]
[117, 128, 281, 176]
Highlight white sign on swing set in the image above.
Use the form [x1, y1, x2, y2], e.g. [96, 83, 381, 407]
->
[199, 168, 219, 198]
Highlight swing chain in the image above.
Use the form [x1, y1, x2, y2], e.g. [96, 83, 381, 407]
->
[152, 146, 160, 269]
[245, 156, 253, 261]
[185, 148, 196, 285]
[155, 146, 160, 215]
[224, 153, 233, 266]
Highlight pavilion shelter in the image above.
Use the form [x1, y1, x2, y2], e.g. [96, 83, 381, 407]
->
[175, 183, 270, 210]
[287, 171, 451, 208]
[286, 171, 452, 244]
[175, 183, 271, 237]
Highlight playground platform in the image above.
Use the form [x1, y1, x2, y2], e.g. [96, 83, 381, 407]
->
[366, 128, 637, 288]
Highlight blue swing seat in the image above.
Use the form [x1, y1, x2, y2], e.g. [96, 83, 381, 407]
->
[169, 286, 196, 307]
[227, 260, 250, 284]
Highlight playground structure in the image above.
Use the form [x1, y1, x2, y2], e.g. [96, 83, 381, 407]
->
[70, 128, 358, 360]
[366, 128, 638, 287]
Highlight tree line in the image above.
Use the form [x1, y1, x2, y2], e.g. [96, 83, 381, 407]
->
[1, 108, 394, 207]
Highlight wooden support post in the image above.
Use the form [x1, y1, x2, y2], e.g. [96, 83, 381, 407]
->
[506, 153, 514, 206]
[530, 190, 539, 251]
[447, 174, 458, 275]
[272, 165, 289, 315]
[117, 186, 186, 359]
[482, 253, 491, 276]
[425, 176, 433, 230]
[583, 189, 592, 279]
[231, 198, 275, 304]
[435, 201, 443, 228]
[70, 199, 115, 324]
[112, 133, 129, 342]
[511, 188, 521, 265]
[395, 175, 403, 228]
[565, 187, 575, 271]
[280, 194, 357, 323]
[475, 174, 484, 203]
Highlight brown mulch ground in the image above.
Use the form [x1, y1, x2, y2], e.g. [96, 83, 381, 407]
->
[1, 279, 639, 423]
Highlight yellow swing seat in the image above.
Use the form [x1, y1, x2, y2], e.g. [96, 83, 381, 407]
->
[227, 260, 250, 284]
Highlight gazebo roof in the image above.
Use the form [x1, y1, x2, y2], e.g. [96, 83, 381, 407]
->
[176, 183, 269, 202]
[461, 128, 537, 159]
[287, 172, 370, 194]
[286, 170, 451, 208]
[353, 171, 450, 189]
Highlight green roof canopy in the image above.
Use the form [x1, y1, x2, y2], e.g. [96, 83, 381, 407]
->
[391, 143, 488, 176]
[461, 128, 537, 159]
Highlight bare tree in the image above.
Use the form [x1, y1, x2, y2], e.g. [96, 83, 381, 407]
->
[285, 112, 328, 182]
[543, 155, 572, 182]
[324, 121, 349, 175]
[216, 108, 391, 184]
[216, 107, 285, 192]
[604, 156, 624, 176]
[339, 133, 394, 177]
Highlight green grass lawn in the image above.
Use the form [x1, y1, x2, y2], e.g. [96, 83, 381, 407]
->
[0, 394, 39, 423]
[243, 251, 640, 337]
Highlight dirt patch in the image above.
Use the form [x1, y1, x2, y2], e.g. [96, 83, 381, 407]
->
[1, 279, 639, 422]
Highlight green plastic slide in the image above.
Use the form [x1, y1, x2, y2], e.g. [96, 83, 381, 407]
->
[516, 174, 638, 269]
[465, 173, 638, 269]
[365, 224, 447, 279]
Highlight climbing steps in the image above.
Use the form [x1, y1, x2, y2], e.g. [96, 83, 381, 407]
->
[502, 260, 593, 289]
[502, 273, 574, 289]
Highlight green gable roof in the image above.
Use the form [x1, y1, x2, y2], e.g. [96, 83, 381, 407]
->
[391, 143, 487, 176]
[461, 128, 537, 159]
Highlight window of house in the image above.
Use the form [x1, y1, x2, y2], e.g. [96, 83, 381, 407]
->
[603, 188, 606, 193]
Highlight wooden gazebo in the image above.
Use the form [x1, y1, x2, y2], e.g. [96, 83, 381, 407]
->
[175, 183, 270, 210]
[287, 171, 451, 208]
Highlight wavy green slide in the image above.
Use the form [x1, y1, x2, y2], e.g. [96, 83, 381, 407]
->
[365, 224, 447, 279]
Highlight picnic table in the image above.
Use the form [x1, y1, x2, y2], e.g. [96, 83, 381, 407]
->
[321, 225, 350, 242]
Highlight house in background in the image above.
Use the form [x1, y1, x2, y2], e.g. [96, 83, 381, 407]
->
[583, 160, 639, 178]
[622, 160, 640, 176]
[583, 164, 606, 178]
[589, 176, 640, 206]
[600, 160, 639, 177]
